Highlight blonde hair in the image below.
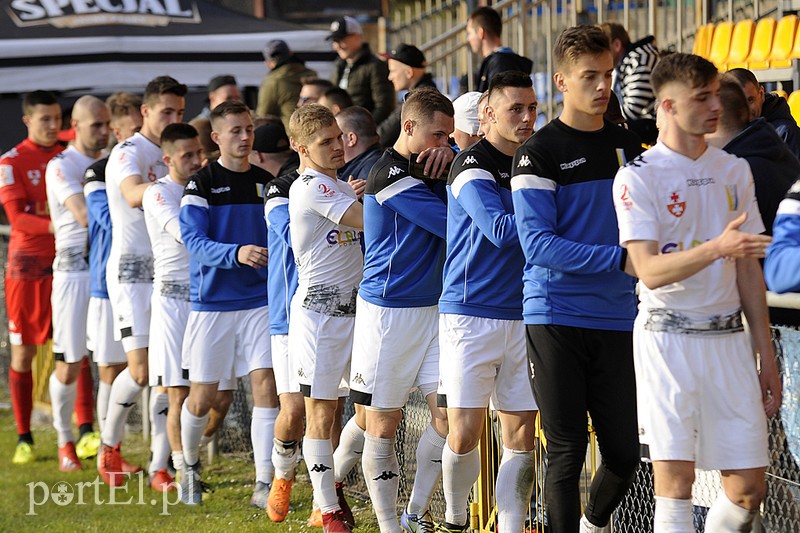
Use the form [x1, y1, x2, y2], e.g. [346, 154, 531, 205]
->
[106, 92, 142, 124]
[289, 104, 336, 145]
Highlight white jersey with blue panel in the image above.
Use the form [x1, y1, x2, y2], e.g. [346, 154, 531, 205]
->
[360, 148, 448, 308]
[440, 139, 524, 320]
[265, 169, 300, 335]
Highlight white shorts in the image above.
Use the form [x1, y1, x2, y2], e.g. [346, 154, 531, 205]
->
[149, 294, 190, 388]
[51, 271, 90, 363]
[272, 334, 300, 395]
[438, 314, 537, 411]
[183, 306, 271, 384]
[87, 297, 127, 365]
[634, 320, 769, 470]
[350, 297, 439, 408]
[108, 279, 152, 353]
[289, 302, 354, 401]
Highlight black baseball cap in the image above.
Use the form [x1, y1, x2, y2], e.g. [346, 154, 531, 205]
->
[385, 44, 427, 69]
[208, 75, 237, 93]
[327, 16, 362, 41]
[252, 123, 290, 154]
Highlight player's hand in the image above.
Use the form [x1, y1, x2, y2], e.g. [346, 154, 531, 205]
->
[237, 245, 268, 268]
[416, 147, 455, 180]
[348, 175, 366, 200]
[714, 212, 772, 259]
[759, 350, 782, 418]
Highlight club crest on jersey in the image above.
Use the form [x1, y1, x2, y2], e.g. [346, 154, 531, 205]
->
[667, 192, 685, 218]
[517, 155, 531, 167]
[725, 185, 739, 211]
[388, 166, 402, 177]
[27, 169, 41, 186]
[619, 184, 633, 209]
[253, 183, 264, 198]
[462, 156, 478, 166]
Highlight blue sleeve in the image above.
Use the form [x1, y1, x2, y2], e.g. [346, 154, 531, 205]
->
[382, 182, 447, 239]
[511, 185, 623, 273]
[267, 204, 292, 248]
[456, 178, 517, 248]
[765, 213, 800, 293]
[86, 190, 112, 232]
[179, 203, 241, 269]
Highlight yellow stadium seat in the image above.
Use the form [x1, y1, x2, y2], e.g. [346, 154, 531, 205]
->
[773, 89, 789, 99]
[767, 15, 798, 68]
[709, 21, 734, 69]
[724, 19, 755, 70]
[788, 91, 800, 125]
[693, 23, 715, 58]
[746, 17, 776, 69]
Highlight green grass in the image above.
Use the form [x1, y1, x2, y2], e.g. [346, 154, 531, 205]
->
[0, 407, 379, 533]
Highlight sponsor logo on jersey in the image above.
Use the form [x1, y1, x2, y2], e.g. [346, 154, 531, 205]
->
[725, 185, 738, 211]
[317, 183, 335, 198]
[499, 172, 509, 179]
[8, 0, 200, 29]
[559, 157, 586, 171]
[326, 229, 361, 246]
[619, 184, 633, 209]
[666, 192, 685, 218]
[517, 155, 531, 167]
[0, 165, 15, 186]
[185, 181, 198, 191]
[388, 166, 402, 177]
[462, 155, 478, 166]
[267, 185, 280, 196]
[211, 186, 231, 194]
[661, 239, 705, 254]
[687, 177, 715, 187]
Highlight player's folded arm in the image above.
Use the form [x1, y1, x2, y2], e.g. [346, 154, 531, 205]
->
[381, 181, 447, 238]
[179, 201, 240, 269]
[453, 174, 517, 248]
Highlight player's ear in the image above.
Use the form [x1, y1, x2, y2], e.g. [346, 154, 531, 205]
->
[403, 119, 414, 136]
[22, 114, 31, 127]
[162, 154, 171, 167]
[554, 72, 566, 93]
[210, 130, 220, 145]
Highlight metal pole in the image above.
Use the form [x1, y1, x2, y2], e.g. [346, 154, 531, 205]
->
[677, 0, 684, 52]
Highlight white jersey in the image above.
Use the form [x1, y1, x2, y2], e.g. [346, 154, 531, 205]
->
[105, 132, 165, 260]
[289, 168, 362, 316]
[143, 175, 190, 289]
[613, 142, 764, 319]
[46, 145, 96, 270]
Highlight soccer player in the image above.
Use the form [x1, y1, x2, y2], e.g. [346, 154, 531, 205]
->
[510, 26, 643, 533]
[178, 100, 277, 505]
[142, 123, 205, 491]
[45, 95, 110, 471]
[349, 87, 454, 533]
[287, 103, 363, 533]
[438, 71, 538, 533]
[99, 76, 186, 486]
[84, 92, 142, 434]
[1, 91, 63, 464]
[614, 52, 781, 533]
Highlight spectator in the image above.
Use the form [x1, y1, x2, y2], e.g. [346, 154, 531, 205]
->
[319, 87, 354, 116]
[329, 16, 396, 124]
[298, 78, 335, 108]
[378, 44, 439, 147]
[451, 91, 483, 150]
[336, 106, 382, 182]
[601, 22, 659, 143]
[193, 75, 241, 121]
[465, 7, 532, 93]
[188, 117, 218, 163]
[727, 68, 800, 158]
[257, 39, 318, 130]
[249, 122, 300, 179]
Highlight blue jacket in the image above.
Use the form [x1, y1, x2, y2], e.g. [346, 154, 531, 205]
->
[766, 180, 800, 293]
[265, 170, 300, 335]
[83, 157, 112, 299]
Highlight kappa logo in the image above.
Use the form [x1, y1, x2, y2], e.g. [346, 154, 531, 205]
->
[267, 185, 280, 196]
[84, 169, 95, 179]
[517, 155, 531, 167]
[667, 192, 686, 218]
[352, 373, 366, 386]
[185, 181, 198, 191]
[388, 166, 403, 177]
[310, 464, 332, 473]
[373, 471, 399, 481]
[499, 172, 510, 179]
[462, 155, 478, 166]
[297, 368, 306, 378]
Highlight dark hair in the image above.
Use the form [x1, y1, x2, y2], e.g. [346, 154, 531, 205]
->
[23, 90, 58, 115]
[468, 7, 502, 39]
[143, 76, 188, 106]
[160, 122, 199, 152]
[725, 67, 760, 89]
[401, 87, 455, 123]
[487, 71, 533, 101]
[209, 100, 251, 127]
[651, 53, 718, 95]
[599, 22, 631, 47]
[322, 87, 354, 111]
[718, 75, 750, 131]
[303, 78, 335, 90]
[336, 106, 377, 142]
[554, 25, 611, 70]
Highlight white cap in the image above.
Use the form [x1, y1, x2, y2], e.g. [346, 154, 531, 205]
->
[452, 92, 482, 135]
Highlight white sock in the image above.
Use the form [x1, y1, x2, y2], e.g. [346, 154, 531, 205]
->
[362, 433, 401, 533]
[252, 406, 278, 483]
[304, 437, 339, 513]
[496, 447, 535, 533]
[199, 433, 212, 448]
[50, 373, 77, 448]
[407, 423, 446, 515]
[333, 415, 365, 483]
[149, 391, 170, 474]
[97, 381, 112, 433]
[653, 496, 693, 533]
[273, 438, 300, 480]
[180, 402, 209, 467]
[580, 515, 601, 533]
[101, 368, 143, 447]
[172, 451, 185, 474]
[705, 492, 758, 532]
[442, 439, 479, 526]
